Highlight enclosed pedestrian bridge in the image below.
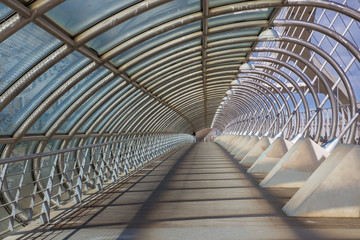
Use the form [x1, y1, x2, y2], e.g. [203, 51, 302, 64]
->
[0, 0, 360, 239]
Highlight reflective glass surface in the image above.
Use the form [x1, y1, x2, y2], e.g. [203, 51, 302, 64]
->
[111, 22, 201, 67]
[87, 0, 200, 54]
[209, 8, 272, 28]
[38, 139, 63, 181]
[108, 96, 145, 133]
[207, 42, 253, 53]
[7, 141, 38, 198]
[54, 78, 124, 134]
[97, 136, 106, 144]
[66, 138, 80, 148]
[147, 69, 202, 91]
[94, 90, 142, 133]
[79, 85, 134, 133]
[207, 53, 247, 61]
[0, 2, 13, 20]
[127, 39, 201, 75]
[0, 52, 89, 135]
[10, 141, 38, 158]
[143, 62, 202, 88]
[46, 0, 140, 35]
[136, 52, 200, 83]
[209, 0, 246, 7]
[40, 139, 64, 181]
[208, 28, 261, 42]
[29, 67, 110, 134]
[0, 0, 357, 152]
[43, 140, 63, 153]
[84, 137, 94, 145]
[0, 23, 61, 94]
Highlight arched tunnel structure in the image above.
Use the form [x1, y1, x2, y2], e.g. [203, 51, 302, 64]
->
[0, 0, 360, 239]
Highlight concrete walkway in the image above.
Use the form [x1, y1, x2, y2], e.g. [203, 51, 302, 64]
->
[7, 143, 360, 239]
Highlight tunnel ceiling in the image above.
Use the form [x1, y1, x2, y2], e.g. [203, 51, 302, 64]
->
[0, 0, 360, 157]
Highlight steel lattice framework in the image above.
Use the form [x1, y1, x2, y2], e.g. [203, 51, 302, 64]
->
[0, 0, 359, 236]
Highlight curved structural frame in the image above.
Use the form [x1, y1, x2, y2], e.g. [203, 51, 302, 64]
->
[0, 0, 358, 235]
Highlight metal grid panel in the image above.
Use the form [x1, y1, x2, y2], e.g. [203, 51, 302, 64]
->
[0, 1, 359, 235]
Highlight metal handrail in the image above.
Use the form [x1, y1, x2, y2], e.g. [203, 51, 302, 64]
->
[0, 134, 195, 236]
[0, 136, 150, 164]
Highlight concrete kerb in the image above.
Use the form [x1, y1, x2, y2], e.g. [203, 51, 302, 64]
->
[230, 135, 251, 155]
[234, 135, 259, 161]
[226, 135, 245, 152]
[240, 136, 273, 165]
[260, 138, 329, 188]
[222, 135, 240, 149]
[247, 137, 293, 174]
[215, 135, 236, 148]
[283, 144, 360, 217]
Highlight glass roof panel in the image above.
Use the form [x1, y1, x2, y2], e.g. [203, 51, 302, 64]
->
[67, 138, 80, 148]
[0, 2, 13, 20]
[51, 77, 124, 134]
[0, 52, 89, 135]
[207, 28, 261, 42]
[111, 21, 201, 67]
[55, 69, 114, 134]
[206, 62, 241, 68]
[10, 141, 38, 158]
[136, 52, 200, 83]
[94, 90, 142, 133]
[84, 137, 95, 146]
[43, 139, 63, 153]
[143, 62, 202, 88]
[0, 23, 61, 94]
[86, 0, 200, 54]
[208, 8, 272, 28]
[207, 53, 247, 61]
[111, 103, 143, 133]
[145, 69, 202, 90]
[207, 42, 253, 53]
[46, 0, 140, 35]
[28, 67, 111, 134]
[127, 39, 201, 75]
[209, 0, 246, 8]
[151, 77, 202, 94]
[106, 96, 148, 133]
[78, 85, 134, 133]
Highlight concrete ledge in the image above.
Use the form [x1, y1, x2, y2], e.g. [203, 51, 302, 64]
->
[247, 137, 293, 174]
[222, 135, 239, 148]
[234, 136, 259, 161]
[260, 138, 329, 188]
[230, 135, 251, 155]
[224, 135, 242, 150]
[283, 144, 360, 217]
[215, 135, 236, 148]
[226, 135, 245, 152]
[240, 137, 273, 165]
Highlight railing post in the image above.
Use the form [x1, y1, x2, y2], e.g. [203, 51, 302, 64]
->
[95, 146, 106, 191]
[111, 143, 122, 181]
[73, 148, 89, 203]
[39, 154, 58, 224]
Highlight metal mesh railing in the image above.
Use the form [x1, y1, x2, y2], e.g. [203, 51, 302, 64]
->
[0, 134, 194, 235]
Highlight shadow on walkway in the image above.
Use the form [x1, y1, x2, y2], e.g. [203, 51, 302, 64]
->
[7, 143, 360, 240]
